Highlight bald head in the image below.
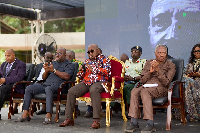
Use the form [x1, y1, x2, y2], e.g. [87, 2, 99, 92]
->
[55, 47, 67, 62]
[87, 44, 99, 60]
[120, 53, 129, 63]
[6, 49, 15, 55]
[44, 52, 53, 63]
[5, 49, 15, 63]
[66, 50, 75, 61]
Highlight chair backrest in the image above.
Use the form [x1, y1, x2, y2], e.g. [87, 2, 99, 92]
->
[108, 55, 125, 90]
[169, 59, 184, 98]
[25, 63, 35, 81]
[70, 62, 79, 82]
[61, 62, 79, 94]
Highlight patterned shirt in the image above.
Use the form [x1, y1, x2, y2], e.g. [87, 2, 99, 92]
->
[125, 58, 146, 77]
[77, 54, 111, 85]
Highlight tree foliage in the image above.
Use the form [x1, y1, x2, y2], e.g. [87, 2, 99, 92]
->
[2, 16, 85, 34]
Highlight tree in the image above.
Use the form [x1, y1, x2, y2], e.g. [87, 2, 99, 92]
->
[2, 16, 85, 34]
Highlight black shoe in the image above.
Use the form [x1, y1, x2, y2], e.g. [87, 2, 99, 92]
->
[141, 123, 156, 133]
[59, 110, 65, 115]
[83, 111, 92, 118]
[124, 123, 139, 132]
[126, 114, 131, 120]
[36, 110, 46, 115]
[14, 116, 31, 122]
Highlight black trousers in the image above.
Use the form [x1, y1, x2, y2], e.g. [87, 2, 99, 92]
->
[0, 84, 13, 109]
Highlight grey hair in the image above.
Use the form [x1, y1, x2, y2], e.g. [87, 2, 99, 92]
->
[155, 44, 168, 54]
[66, 50, 75, 59]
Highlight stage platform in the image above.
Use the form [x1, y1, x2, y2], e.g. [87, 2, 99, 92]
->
[0, 101, 199, 133]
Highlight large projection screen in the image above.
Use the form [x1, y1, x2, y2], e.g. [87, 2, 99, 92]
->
[85, 0, 200, 65]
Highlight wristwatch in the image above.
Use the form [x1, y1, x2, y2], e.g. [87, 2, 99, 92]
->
[53, 69, 56, 74]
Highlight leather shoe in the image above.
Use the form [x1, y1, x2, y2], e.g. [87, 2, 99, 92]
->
[15, 116, 31, 122]
[90, 121, 100, 129]
[59, 119, 74, 127]
[83, 111, 92, 118]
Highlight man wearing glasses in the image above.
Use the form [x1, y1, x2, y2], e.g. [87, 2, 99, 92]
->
[59, 44, 111, 129]
[123, 46, 146, 118]
[16, 48, 75, 124]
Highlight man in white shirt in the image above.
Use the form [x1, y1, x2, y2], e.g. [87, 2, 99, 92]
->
[33, 52, 53, 115]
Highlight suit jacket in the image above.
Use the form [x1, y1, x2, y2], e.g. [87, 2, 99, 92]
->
[33, 63, 43, 80]
[140, 59, 176, 95]
[0, 58, 26, 94]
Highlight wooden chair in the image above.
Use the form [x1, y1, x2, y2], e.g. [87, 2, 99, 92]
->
[77, 55, 127, 127]
[136, 59, 185, 130]
[7, 63, 35, 119]
[30, 62, 78, 122]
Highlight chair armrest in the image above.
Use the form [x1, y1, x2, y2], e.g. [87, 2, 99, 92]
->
[110, 77, 115, 96]
[11, 81, 33, 95]
[57, 81, 77, 100]
[168, 80, 184, 91]
[113, 76, 124, 82]
[76, 77, 80, 83]
[110, 76, 125, 96]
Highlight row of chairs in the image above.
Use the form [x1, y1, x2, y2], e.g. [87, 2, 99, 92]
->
[6, 62, 78, 123]
[6, 56, 186, 130]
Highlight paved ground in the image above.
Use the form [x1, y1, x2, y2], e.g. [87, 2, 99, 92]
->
[0, 102, 200, 133]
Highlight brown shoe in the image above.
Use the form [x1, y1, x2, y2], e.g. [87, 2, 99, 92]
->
[90, 121, 100, 129]
[59, 119, 74, 127]
[83, 111, 92, 118]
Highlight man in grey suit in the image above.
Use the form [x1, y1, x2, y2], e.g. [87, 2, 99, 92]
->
[16, 48, 75, 124]
[32, 52, 53, 115]
[0, 49, 26, 119]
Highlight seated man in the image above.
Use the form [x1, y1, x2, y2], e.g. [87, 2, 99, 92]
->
[33, 52, 53, 115]
[59, 44, 111, 129]
[16, 48, 75, 124]
[120, 53, 129, 63]
[0, 49, 26, 119]
[125, 44, 176, 132]
[124, 46, 146, 112]
[59, 50, 83, 116]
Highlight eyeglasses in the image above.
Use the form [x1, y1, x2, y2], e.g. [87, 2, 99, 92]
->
[194, 50, 200, 53]
[87, 50, 95, 54]
[131, 50, 139, 53]
[55, 52, 62, 56]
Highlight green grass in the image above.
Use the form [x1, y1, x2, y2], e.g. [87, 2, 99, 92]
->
[68, 49, 85, 53]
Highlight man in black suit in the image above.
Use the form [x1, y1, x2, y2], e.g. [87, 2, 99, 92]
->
[32, 52, 53, 115]
[0, 49, 26, 119]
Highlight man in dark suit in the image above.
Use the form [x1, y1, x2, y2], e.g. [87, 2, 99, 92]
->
[33, 52, 53, 115]
[0, 49, 26, 119]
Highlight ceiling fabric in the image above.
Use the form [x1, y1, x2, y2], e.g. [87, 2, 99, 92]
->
[0, 0, 84, 20]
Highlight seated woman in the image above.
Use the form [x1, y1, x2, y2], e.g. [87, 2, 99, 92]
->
[183, 44, 200, 121]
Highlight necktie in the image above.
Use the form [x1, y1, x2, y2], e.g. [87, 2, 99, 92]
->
[6, 63, 12, 76]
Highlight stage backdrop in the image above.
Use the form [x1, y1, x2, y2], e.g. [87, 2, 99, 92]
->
[85, 0, 200, 65]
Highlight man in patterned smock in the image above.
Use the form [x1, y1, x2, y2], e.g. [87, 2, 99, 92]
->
[124, 46, 146, 110]
[59, 44, 111, 129]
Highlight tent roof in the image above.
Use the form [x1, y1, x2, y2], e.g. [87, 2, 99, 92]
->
[0, 0, 84, 20]
[0, 20, 16, 33]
